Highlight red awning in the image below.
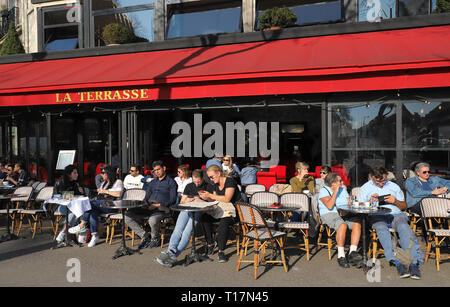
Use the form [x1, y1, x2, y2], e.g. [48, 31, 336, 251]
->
[1, 25, 450, 107]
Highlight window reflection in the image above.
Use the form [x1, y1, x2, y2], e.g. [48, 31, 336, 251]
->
[358, 0, 396, 21]
[402, 102, 449, 149]
[256, 0, 342, 27]
[167, 4, 241, 39]
[94, 10, 154, 46]
[398, 0, 430, 16]
[93, 0, 154, 11]
[331, 103, 396, 148]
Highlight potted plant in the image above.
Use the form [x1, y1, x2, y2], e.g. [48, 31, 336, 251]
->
[0, 22, 25, 56]
[101, 23, 135, 46]
[257, 7, 297, 31]
[434, 0, 450, 13]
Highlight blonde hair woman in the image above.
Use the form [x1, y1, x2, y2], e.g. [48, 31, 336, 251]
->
[199, 164, 241, 263]
[222, 155, 240, 177]
[289, 161, 315, 194]
[175, 164, 192, 200]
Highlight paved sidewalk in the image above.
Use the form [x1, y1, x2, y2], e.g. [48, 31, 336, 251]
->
[0, 224, 449, 287]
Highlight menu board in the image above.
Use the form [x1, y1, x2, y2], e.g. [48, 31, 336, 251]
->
[56, 150, 76, 170]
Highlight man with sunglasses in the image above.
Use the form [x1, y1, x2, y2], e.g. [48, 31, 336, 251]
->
[405, 162, 450, 216]
[359, 166, 424, 280]
[123, 164, 144, 190]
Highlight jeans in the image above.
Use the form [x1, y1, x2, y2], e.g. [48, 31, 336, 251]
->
[57, 205, 77, 227]
[369, 213, 424, 265]
[81, 200, 115, 235]
[201, 214, 236, 251]
[168, 211, 200, 258]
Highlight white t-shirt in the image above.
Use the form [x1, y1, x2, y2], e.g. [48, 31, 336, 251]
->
[123, 174, 144, 190]
[175, 177, 193, 194]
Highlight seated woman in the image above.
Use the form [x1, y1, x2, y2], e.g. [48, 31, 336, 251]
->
[155, 169, 213, 267]
[290, 162, 315, 194]
[174, 164, 192, 204]
[315, 165, 332, 192]
[54, 164, 85, 244]
[318, 173, 362, 268]
[199, 165, 241, 263]
[222, 155, 241, 183]
[69, 165, 123, 247]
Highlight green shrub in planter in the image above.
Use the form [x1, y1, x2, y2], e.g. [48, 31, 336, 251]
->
[434, 0, 450, 13]
[102, 23, 135, 45]
[257, 7, 297, 30]
[0, 22, 25, 56]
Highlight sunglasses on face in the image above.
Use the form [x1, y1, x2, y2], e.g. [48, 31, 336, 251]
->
[320, 171, 328, 175]
[421, 171, 430, 174]
[101, 171, 106, 174]
[223, 159, 230, 162]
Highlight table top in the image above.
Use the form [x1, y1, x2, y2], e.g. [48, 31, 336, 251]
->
[0, 193, 20, 200]
[171, 204, 215, 212]
[258, 205, 301, 212]
[338, 206, 391, 215]
[101, 200, 146, 210]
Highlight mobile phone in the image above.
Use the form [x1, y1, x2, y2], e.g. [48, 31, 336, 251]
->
[377, 194, 390, 205]
[198, 190, 206, 193]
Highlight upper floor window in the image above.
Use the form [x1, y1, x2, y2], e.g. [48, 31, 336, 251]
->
[166, 0, 242, 39]
[92, 0, 155, 47]
[41, 2, 84, 51]
[255, 0, 343, 29]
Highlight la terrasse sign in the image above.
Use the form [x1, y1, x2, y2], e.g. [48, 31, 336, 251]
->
[56, 89, 150, 103]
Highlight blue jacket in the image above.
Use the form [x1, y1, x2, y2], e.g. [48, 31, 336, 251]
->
[143, 175, 177, 210]
[405, 176, 450, 207]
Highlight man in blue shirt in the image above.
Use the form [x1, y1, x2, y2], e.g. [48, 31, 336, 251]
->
[405, 162, 450, 216]
[125, 160, 177, 249]
[205, 154, 222, 169]
[359, 166, 424, 279]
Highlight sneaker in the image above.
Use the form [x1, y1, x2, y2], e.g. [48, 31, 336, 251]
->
[155, 251, 176, 268]
[218, 251, 228, 263]
[87, 235, 99, 247]
[347, 251, 363, 266]
[337, 256, 350, 268]
[55, 231, 66, 243]
[68, 224, 87, 234]
[396, 263, 410, 278]
[409, 264, 421, 280]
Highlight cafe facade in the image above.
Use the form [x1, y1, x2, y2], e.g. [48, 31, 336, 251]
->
[0, 0, 449, 188]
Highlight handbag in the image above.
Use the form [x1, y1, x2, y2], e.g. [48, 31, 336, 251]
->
[392, 228, 414, 266]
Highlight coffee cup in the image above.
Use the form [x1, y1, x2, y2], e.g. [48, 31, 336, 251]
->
[302, 190, 310, 195]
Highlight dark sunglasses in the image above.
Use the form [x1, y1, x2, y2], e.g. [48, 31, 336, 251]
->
[223, 159, 230, 161]
[421, 171, 430, 174]
[320, 171, 328, 175]
[101, 171, 106, 174]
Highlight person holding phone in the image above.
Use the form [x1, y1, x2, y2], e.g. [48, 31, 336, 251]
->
[359, 166, 424, 279]
[405, 162, 450, 216]
[155, 169, 213, 268]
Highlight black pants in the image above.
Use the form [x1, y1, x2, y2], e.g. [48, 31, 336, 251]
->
[200, 214, 235, 251]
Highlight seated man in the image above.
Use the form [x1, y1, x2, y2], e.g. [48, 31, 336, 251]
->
[405, 162, 450, 216]
[7, 161, 30, 187]
[124, 160, 177, 249]
[318, 173, 362, 268]
[123, 164, 144, 190]
[155, 169, 213, 267]
[359, 166, 424, 280]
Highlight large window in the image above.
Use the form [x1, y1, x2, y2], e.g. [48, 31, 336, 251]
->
[167, 0, 242, 39]
[40, 2, 84, 51]
[92, 0, 155, 47]
[358, 0, 396, 21]
[330, 99, 450, 188]
[256, 0, 343, 29]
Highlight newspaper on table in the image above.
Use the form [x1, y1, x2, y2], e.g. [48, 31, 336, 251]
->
[179, 200, 218, 209]
[44, 196, 91, 218]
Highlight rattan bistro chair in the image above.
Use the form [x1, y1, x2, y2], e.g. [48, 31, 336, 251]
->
[420, 197, 450, 271]
[106, 188, 146, 245]
[245, 184, 266, 199]
[312, 194, 337, 260]
[278, 193, 311, 260]
[236, 202, 288, 279]
[16, 186, 54, 238]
